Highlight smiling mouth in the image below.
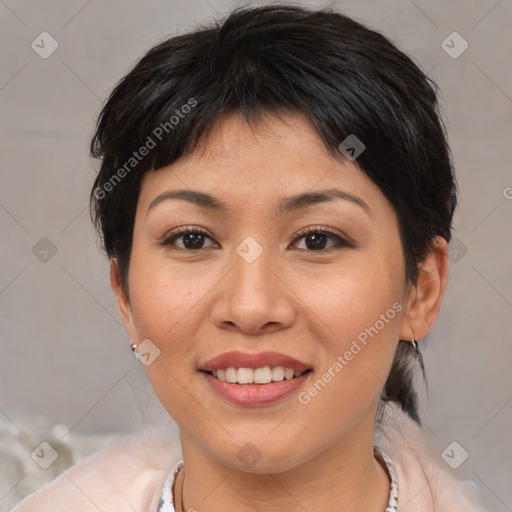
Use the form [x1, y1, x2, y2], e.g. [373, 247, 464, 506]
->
[204, 366, 312, 385]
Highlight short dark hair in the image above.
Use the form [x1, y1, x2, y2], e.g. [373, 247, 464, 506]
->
[90, 4, 457, 425]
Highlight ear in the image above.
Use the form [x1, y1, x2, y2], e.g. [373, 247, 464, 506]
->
[399, 236, 449, 341]
[110, 259, 138, 340]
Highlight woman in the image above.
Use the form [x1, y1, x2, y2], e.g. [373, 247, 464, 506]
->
[13, 4, 491, 511]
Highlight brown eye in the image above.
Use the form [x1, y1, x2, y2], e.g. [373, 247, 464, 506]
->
[292, 227, 353, 251]
[160, 228, 217, 250]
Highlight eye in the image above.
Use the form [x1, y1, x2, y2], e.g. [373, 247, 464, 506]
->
[291, 226, 353, 251]
[159, 225, 353, 252]
[159, 227, 218, 251]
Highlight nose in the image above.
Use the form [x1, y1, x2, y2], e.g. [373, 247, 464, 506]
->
[210, 244, 296, 336]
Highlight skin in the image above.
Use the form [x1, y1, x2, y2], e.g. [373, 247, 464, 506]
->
[111, 111, 449, 511]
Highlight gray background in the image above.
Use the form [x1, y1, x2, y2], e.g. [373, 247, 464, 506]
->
[1, 0, 511, 509]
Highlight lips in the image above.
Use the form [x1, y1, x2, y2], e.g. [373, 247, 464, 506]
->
[202, 371, 311, 406]
[198, 351, 313, 405]
[199, 351, 311, 372]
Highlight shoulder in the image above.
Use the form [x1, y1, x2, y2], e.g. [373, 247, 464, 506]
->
[11, 425, 182, 512]
[376, 403, 493, 512]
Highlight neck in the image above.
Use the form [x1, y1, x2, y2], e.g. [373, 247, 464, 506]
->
[175, 420, 390, 512]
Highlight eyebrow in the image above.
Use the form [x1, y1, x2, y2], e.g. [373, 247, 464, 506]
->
[146, 188, 372, 217]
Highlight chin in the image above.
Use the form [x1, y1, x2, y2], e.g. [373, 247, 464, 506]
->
[210, 436, 312, 475]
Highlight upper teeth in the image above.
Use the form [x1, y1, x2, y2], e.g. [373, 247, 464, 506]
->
[212, 366, 305, 384]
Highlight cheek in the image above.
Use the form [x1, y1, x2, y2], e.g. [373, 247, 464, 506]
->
[128, 235, 203, 325]
[297, 269, 403, 428]
[126, 255, 209, 426]
[304, 250, 404, 402]
[307, 248, 404, 340]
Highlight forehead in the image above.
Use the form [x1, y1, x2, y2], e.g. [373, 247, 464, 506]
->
[193, 111, 324, 160]
[136, 111, 387, 219]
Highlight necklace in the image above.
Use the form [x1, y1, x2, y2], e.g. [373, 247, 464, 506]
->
[162, 447, 398, 512]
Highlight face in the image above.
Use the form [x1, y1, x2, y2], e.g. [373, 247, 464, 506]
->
[115, 111, 417, 473]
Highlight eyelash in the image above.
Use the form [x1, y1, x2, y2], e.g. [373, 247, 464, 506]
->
[159, 225, 353, 252]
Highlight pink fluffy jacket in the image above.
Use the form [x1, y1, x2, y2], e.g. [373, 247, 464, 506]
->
[12, 403, 492, 511]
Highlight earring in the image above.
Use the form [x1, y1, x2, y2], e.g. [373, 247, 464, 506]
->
[130, 343, 138, 352]
[410, 327, 418, 351]
[399, 338, 419, 353]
